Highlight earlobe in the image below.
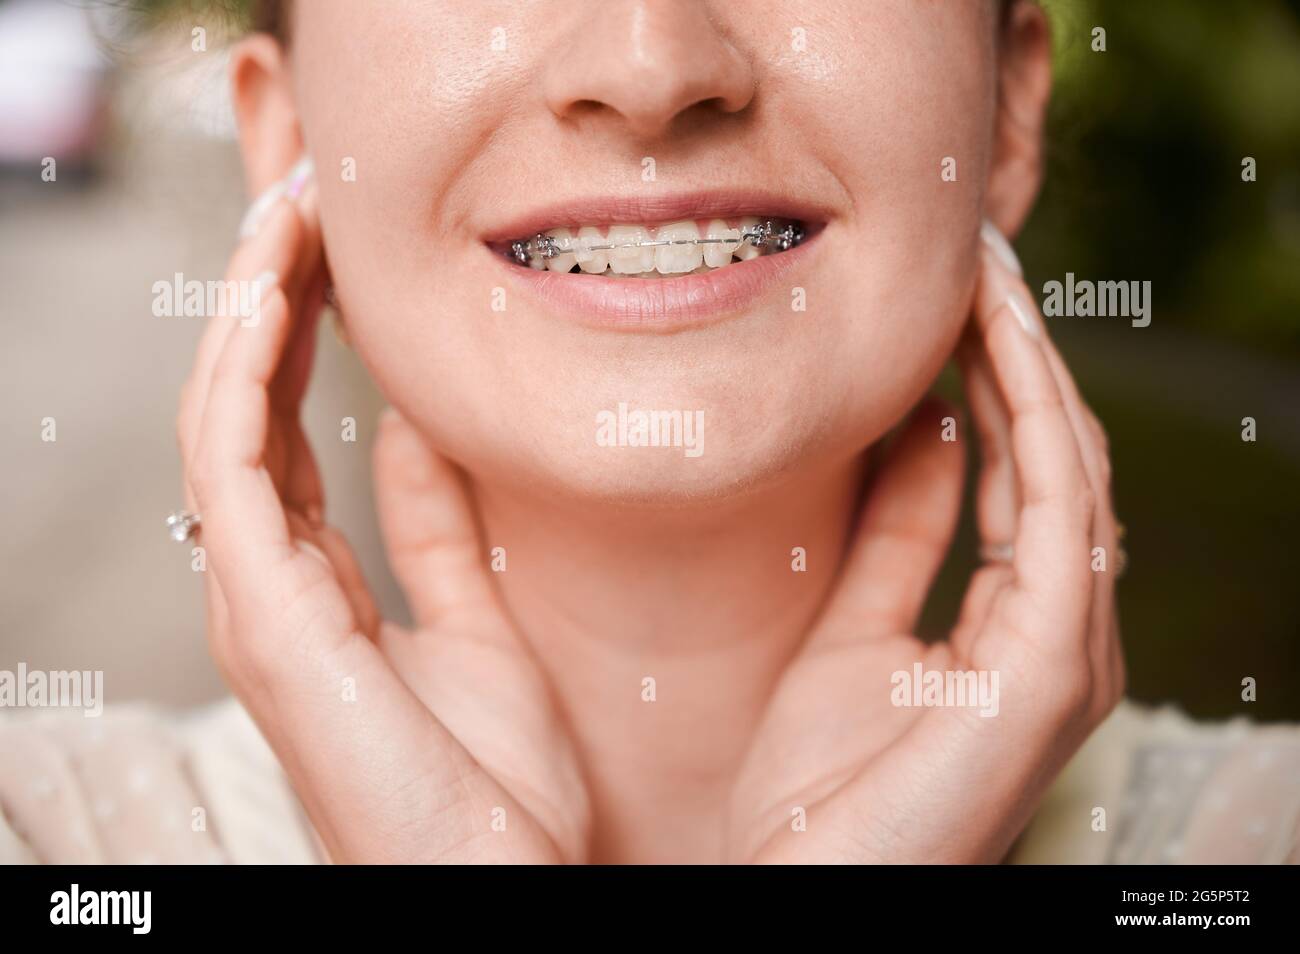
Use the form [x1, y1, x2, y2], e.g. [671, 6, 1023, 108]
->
[229, 33, 304, 199]
[984, 0, 1052, 238]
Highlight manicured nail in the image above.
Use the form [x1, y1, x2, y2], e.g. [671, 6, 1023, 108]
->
[284, 155, 315, 200]
[238, 182, 287, 239]
[237, 155, 315, 239]
[980, 217, 1023, 277]
[253, 269, 279, 295]
[1006, 291, 1042, 339]
[297, 539, 330, 565]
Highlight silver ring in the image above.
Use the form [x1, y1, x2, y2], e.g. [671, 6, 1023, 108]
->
[166, 510, 201, 543]
[979, 541, 1014, 564]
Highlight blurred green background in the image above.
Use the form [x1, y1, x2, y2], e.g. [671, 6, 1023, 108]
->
[928, 0, 1300, 721]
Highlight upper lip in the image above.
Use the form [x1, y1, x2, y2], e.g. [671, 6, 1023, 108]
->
[480, 188, 833, 243]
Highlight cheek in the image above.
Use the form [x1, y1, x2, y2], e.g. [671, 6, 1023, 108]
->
[293, 0, 992, 501]
[765, 1, 992, 448]
[833, 257, 976, 450]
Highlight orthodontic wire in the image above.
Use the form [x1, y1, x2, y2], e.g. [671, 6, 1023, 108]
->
[510, 220, 805, 266]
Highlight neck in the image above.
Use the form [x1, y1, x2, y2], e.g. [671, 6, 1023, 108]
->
[471, 454, 865, 862]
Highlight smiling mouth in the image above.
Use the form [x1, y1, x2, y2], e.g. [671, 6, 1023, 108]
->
[494, 216, 810, 278]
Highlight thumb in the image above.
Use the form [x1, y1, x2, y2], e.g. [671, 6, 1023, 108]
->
[372, 408, 497, 628]
[821, 396, 965, 638]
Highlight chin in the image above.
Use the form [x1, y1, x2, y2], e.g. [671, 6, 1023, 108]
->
[442, 400, 849, 511]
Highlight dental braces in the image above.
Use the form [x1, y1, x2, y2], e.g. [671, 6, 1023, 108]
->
[509, 219, 805, 266]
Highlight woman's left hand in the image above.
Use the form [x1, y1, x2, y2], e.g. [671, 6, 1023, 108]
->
[728, 225, 1124, 863]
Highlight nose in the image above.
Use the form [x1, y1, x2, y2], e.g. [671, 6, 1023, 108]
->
[542, 0, 755, 139]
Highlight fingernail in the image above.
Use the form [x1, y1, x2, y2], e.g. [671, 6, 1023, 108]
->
[284, 155, 315, 200]
[238, 183, 287, 240]
[253, 269, 279, 295]
[1006, 291, 1042, 339]
[980, 217, 1023, 277]
[297, 539, 330, 565]
[237, 155, 315, 239]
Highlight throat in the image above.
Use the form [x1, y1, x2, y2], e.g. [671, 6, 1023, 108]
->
[468, 455, 864, 862]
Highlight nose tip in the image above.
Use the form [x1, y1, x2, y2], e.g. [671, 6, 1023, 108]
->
[542, 0, 755, 139]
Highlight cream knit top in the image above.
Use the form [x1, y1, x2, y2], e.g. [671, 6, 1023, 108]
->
[1, 699, 1296, 864]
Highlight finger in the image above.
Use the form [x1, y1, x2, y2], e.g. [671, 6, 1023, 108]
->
[285, 511, 381, 640]
[192, 280, 357, 668]
[1040, 344, 1122, 717]
[957, 331, 1018, 546]
[192, 194, 318, 565]
[821, 396, 965, 639]
[968, 242, 1096, 662]
[956, 300, 1114, 670]
[274, 421, 326, 525]
[186, 192, 553, 861]
[177, 192, 307, 474]
[1108, 606, 1126, 701]
[952, 331, 1019, 645]
[270, 181, 325, 415]
[190, 280, 299, 601]
[372, 408, 499, 628]
[950, 563, 1013, 655]
[180, 185, 319, 664]
[264, 183, 327, 522]
[179, 158, 317, 483]
[983, 210, 1120, 711]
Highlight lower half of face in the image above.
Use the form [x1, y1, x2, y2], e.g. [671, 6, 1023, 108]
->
[297, 0, 998, 504]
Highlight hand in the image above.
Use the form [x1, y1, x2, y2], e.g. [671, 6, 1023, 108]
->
[177, 167, 589, 863]
[728, 225, 1123, 863]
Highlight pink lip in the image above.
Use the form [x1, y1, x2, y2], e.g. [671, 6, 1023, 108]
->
[479, 189, 833, 243]
[482, 189, 830, 332]
[493, 238, 819, 332]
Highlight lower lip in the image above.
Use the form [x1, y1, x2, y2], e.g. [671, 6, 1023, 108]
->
[489, 232, 821, 332]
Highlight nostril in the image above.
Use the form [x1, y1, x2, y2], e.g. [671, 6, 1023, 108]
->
[540, 1, 756, 135]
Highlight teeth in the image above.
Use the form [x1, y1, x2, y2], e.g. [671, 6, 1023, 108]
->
[521, 216, 802, 275]
[608, 225, 655, 274]
[655, 220, 703, 274]
[544, 227, 577, 273]
[733, 216, 762, 261]
[703, 219, 741, 268]
[576, 226, 608, 274]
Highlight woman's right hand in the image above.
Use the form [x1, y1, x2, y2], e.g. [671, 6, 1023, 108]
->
[176, 165, 589, 864]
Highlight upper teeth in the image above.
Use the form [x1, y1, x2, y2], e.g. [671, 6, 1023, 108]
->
[509, 217, 803, 275]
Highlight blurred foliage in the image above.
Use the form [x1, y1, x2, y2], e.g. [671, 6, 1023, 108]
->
[1029, 0, 1300, 352]
[981, 0, 1300, 720]
[120, 0, 251, 33]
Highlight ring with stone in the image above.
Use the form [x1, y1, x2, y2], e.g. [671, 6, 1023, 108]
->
[165, 510, 201, 543]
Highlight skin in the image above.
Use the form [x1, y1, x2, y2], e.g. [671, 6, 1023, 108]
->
[176, 0, 1123, 863]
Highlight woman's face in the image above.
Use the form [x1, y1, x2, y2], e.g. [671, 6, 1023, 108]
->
[285, 0, 1017, 504]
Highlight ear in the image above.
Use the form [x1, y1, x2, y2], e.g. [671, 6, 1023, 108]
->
[984, 0, 1052, 238]
[229, 33, 302, 198]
